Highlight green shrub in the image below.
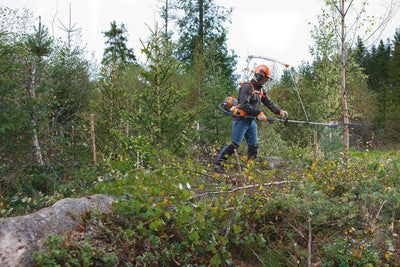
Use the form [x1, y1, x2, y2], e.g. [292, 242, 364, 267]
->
[34, 150, 400, 266]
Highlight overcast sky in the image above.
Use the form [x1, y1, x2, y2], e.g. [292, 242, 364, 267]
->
[1, 0, 399, 74]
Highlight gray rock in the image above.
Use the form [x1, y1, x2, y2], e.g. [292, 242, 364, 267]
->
[258, 157, 285, 169]
[0, 194, 115, 267]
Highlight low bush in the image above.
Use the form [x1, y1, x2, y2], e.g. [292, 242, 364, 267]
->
[34, 150, 400, 266]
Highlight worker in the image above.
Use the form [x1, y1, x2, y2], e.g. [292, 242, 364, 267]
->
[214, 64, 288, 173]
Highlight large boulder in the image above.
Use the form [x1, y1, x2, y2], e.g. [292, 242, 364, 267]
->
[0, 194, 115, 267]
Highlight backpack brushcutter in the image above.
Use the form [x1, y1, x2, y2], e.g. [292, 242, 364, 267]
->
[218, 103, 361, 128]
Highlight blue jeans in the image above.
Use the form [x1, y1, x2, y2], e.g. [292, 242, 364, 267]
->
[217, 119, 258, 162]
[231, 119, 258, 145]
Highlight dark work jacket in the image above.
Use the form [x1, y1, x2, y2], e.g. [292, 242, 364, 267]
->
[237, 79, 282, 119]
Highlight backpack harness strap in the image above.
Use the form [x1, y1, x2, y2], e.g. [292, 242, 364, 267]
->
[233, 82, 262, 117]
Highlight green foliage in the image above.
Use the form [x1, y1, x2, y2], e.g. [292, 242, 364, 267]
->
[101, 20, 135, 65]
[131, 24, 195, 154]
[26, 16, 52, 58]
[92, 22, 215, 161]
[0, 165, 104, 217]
[175, 0, 234, 67]
[0, 6, 96, 212]
[33, 235, 69, 266]
[321, 237, 381, 266]
[0, 8, 33, 169]
[45, 43, 93, 125]
[1, 192, 57, 218]
[368, 41, 391, 123]
[386, 29, 400, 143]
[2, 2, 400, 266]
[91, 21, 137, 159]
[38, 40, 95, 170]
[352, 34, 400, 147]
[173, 0, 237, 146]
[194, 42, 238, 144]
[309, 9, 342, 122]
[0, 34, 29, 134]
[34, 150, 400, 266]
[270, 63, 316, 147]
[33, 234, 119, 267]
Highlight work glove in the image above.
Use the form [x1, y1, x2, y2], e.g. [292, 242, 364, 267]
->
[280, 110, 289, 120]
[257, 112, 268, 121]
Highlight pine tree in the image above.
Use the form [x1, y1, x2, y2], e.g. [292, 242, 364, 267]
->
[102, 21, 135, 65]
[26, 16, 52, 59]
[175, 0, 237, 143]
[175, 0, 235, 70]
[389, 30, 400, 104]
[93, 21, 136, 158]
[368, 40, 391, 126]
[353, 37, 370, 69]
[132, 24, 194, 154]
[157, 0, 178, 40]
[387, 29, 400, 142]
[47, 5, 93, 134]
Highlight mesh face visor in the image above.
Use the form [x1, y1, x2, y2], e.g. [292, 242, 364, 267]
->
[254, 65, 272, 81]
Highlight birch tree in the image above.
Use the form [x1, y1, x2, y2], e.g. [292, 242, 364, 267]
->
[25, 17, 52, 167]
[325, 0, 398, 168]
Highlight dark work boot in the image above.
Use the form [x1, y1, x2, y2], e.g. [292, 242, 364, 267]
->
[247, 144, 259, 161]
[215, 142, 239, 173]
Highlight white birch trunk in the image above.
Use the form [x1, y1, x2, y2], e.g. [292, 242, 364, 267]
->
[340, 0, 349, 169]
[29, 62, 44, 167]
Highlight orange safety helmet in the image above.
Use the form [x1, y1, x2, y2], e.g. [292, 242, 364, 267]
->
[254, 65, 271, 81]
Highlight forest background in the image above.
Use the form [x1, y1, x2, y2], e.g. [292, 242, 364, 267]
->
[1, 0, 400, 266]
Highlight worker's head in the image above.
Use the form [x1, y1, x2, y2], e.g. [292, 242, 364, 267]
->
[254, 65, 271, 84]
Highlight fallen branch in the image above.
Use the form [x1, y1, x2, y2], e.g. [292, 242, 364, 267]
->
[252, 249, 267, 267]
[190, 180, 292, 200]
[391, 186, 396, 235]
[376, 199, 387, 220]
[168, 167, 222, 183]
[234, 149, 242, 174]
[285, 219, 307, 240]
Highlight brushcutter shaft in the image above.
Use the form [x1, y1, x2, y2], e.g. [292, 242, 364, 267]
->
[218, 103, 361, 128]
[267, 118, 361, 128]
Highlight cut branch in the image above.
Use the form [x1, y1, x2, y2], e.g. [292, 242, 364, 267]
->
[168, 167, 222, 183]
[190, 180, 292, 200]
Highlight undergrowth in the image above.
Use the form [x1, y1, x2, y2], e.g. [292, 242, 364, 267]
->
[32, 149, 400, 266]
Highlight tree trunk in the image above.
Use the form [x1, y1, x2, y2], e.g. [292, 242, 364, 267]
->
[340, 0, 349, 169]
[90, 114, 98, 166]
[307, 215, 312, 267]
[29, 62, 44, 167]
[164, 0, 169, 36]
[198, 0, 204, 50]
